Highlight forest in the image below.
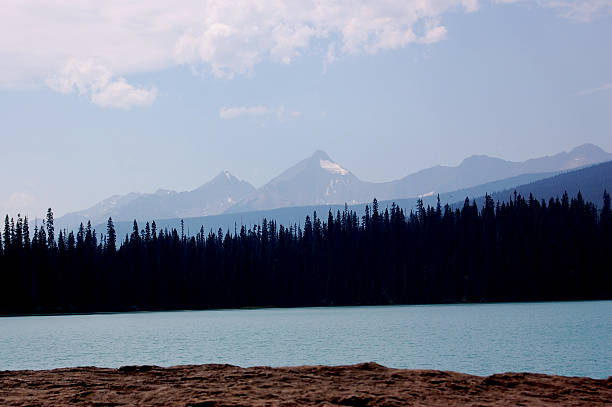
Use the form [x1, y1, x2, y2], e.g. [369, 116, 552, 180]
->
[1, 191, 611, 315]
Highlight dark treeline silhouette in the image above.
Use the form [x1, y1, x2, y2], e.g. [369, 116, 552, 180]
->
[1, 191, 611, 314]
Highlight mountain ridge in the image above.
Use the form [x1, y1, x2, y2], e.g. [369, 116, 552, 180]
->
[226, 143, 612, 214]
[58, 143, 612, 228]
[57, 171, 255, 228]
[102, 160, 612, 240]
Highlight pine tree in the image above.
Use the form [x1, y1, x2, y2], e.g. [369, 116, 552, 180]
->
[145, 222, 151, 243]
[38, 224, 47, 250]
[15, 214, 23, 250]
[416, 198, 425, 224]
[9, 217, 15, 251]
[131, 220, 140, 247]
[58, 230, 66, 253]
[92, 229, 97, 249]
[23, 216, 30, 250]
[372, 198, 380, 226]
[304, 215, 313, 243]
[601, 190, 611, 230]
[4, 215, 12, 253]
[46, 208, 55, 249]
[32, 225, 39, 249]
[67, 231, 75, 251]
[106, 217, 117, 253]
[76, 223, 85, 250]
[85, 221, 93, 249]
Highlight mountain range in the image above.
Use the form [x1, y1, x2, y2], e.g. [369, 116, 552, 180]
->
[227, 143, 611, 213]
[104, 159, 612, 240]
[59, 171, 255, 228]
[57, 143, 612, 229]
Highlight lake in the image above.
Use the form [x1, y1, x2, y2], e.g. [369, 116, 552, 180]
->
[0, 301, 610, 378]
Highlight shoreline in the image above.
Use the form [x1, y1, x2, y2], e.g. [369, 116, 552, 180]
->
[2, 298, 610, 318]
[2, 363, 610, 406]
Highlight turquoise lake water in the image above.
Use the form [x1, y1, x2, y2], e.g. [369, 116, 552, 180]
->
[1, 301, 610, 378]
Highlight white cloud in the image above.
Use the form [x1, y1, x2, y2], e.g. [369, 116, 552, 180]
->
[0, 0, 608, 107]
[0, 1, 480, 92]
[90, 79, 157, 109]
[219, 105, 301, 120]
[220, 106, 273, 119]
[541, 0, 612, 21]
[575, 82, 612, 96]
[45, 59, 157, 109]
[419, 22, 449, 44]
[45, 60, 113, 95]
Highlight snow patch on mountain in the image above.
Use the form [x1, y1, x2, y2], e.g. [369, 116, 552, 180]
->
[320, 159, 348, 175]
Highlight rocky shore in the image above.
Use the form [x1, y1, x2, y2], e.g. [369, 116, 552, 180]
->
[1, 362, 610, 406]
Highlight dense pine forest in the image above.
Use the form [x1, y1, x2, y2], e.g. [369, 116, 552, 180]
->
[1, 191, 611, 315]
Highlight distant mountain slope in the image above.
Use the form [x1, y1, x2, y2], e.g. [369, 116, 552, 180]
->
[103, 167, 583, 239]
[455, 160, 612, 209]
[105, 204, 349, 240]
[65, 143, 612, 230]
[394, 170, 562, 210]
[58, 171, 255, 228]
[58, 192, 145, 230]
[379, 143, 612, 199]
[226, 143, 611, 214]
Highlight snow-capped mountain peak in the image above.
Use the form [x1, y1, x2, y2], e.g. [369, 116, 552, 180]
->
[225, 150, 373, 213]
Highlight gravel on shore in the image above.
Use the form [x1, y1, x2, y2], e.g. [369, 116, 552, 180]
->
[1, 362, 611, 406]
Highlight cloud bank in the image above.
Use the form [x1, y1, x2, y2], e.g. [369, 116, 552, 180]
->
[219, 105, 301, 120]
[541, 0, 612, 21]
[0, 1, 608, 108]
[575, 82, 612, 96]
[493, 0, 612, 21]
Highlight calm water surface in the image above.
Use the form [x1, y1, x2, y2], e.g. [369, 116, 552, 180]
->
[1, 301, 610, 378]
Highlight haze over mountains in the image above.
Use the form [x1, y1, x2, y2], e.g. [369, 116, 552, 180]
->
[59, 172, 255, 227]
[106, 159, 612, 241]
[228, 144, 611, 213]
[58, 143, 612, 229]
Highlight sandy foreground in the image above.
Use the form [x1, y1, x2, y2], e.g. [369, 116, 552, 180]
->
[1, 362, 610, 406]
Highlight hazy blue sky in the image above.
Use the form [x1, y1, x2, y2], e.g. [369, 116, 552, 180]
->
[1, 1, 611, 218]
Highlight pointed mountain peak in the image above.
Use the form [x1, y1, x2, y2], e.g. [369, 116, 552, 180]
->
[563, 143, 610, 169]
[193, 171, 240, 191]
[309, 150, 350, 176]
[311, 150, 331, 160]
[208, 170, 240, 184]
[569, 143, 606, 155]
[217, 170, 234, 180]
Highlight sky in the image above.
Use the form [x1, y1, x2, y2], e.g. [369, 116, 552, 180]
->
[0, 0, 611, 219]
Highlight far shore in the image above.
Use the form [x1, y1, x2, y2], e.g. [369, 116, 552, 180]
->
[1, 362, 610, 406]
[2, 298, 611, 318]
